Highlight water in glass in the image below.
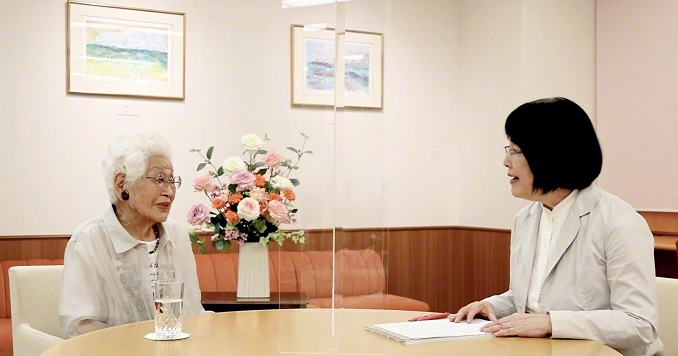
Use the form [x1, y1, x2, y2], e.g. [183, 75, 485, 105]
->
[154, 280, 184, 338]
[154, 298, 183, 338]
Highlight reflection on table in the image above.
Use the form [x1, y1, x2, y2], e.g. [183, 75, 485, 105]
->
[41, 309, 621, 356]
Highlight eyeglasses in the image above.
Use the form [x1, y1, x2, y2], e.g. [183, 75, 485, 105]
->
[504, 145, 523, 157]
[146, 175, 182, 190]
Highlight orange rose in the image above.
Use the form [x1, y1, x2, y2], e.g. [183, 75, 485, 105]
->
[254, 174, 266, 188]
[212, 197, 227, 210]
[227, 193, 243, 205]
[224, 210, 239, 223]
[282, 188, 296, 201]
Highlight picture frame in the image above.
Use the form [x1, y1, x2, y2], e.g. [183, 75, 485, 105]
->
[67, 1, 186, 99]
[291, 25, 383, 108]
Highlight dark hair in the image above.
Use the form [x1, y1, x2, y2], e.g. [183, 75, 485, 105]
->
[505, 97, 602, 194]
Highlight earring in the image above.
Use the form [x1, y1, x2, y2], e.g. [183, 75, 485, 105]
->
[121, 190, 129, 201]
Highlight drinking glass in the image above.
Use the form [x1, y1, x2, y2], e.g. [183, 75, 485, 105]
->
[154, 280, 184, 338]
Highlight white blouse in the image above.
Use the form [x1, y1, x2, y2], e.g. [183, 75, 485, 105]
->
[59, 206, 205, 338]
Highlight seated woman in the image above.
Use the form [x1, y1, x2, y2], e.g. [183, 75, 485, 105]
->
[452, 97, 662, 355]
[59, 132, 204, 338]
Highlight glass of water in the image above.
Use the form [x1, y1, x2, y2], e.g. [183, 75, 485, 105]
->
[154, 280, 184, 338]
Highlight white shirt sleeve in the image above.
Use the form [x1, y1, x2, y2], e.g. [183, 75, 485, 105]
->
[59, 238, 109, 338]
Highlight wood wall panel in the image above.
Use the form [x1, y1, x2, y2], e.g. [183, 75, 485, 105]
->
[2, 212, 675, 314]
[0, 236, 69, 261]
[638, 211, 678, 235]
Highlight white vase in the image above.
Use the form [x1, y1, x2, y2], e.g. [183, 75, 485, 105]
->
[237, 242, 270, 299]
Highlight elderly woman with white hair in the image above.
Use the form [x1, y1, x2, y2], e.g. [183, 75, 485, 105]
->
[59, 132, 204, 338]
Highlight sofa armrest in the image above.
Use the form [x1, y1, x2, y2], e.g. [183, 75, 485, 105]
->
[13, 322, 64, 356]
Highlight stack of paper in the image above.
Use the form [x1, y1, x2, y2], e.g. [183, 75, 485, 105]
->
[366, 318, 493, 345]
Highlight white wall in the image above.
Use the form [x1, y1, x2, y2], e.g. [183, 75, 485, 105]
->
[0, 0, 600, 236]
[597, 0, 678, 212]
[456, 0, 596, 228]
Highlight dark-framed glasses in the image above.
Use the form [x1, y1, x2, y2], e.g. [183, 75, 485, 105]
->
[503, 145, 523, 157]
[146, 175, 182, 190]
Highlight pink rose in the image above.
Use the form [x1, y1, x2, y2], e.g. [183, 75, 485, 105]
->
[230, 171, 256, 192]
[187, 204, 210, 226]
[267, 200, 290, 225]
[249, 187, 266, 201]
[263, 151, 283, 168]
[237, 197, 261, 221]
[193, 172, 215, 192]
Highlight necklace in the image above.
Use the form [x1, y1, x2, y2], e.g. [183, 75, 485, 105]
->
[149, 225, 160, 255]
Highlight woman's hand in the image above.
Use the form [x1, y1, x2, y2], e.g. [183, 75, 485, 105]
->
[479, 313, 552, 337]
[449, 301, 498, 323]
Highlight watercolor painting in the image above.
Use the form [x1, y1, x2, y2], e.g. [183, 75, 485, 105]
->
[292, 25, 382, 108]
[344, 42, 371, 95]
[68, 1, 185, 98]
[85, 21, 169, 81]
[304, 38, 335, 91]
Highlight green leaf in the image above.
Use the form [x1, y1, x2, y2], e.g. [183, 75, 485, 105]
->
[206, 146, 214, 160]
[253, 219, 267, 233]
[197, 162, 207, 171]
[199, 245, 206, 254]
[303, 150, 313, 154]
[189, 232, 199, 243]
[290, 209, 298, 213]
[256, 168, 268, 176]
[217, 167, 224, 177]
[252, 162, 264, 169]
[214, 239, 225, 251]
[287, 147, 299, 154]
[290, 178, 300, 186]
[257, 149, 267, 155]
[189, 148, 200, 153]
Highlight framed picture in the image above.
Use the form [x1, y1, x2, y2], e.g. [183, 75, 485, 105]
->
[67, 1, 186, 99]
[291, 25, 383, 108]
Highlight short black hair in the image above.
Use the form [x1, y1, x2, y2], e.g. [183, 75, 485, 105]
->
[505, 97, 602, 194]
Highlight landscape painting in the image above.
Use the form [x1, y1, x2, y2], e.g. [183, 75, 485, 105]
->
[84, 21, 169, 82]
[344, 42, 371, 96]
[304, 38, 335, 91]
[68, 1, 185, 98]
[292, 25, 382, 108]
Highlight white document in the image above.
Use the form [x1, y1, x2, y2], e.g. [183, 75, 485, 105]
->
[366, 318, 493, 345]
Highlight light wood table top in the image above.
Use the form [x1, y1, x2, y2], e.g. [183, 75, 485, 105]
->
[41, 309, 620, 356]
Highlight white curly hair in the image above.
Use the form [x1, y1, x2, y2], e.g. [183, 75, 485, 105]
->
[102, 131, 172, 204]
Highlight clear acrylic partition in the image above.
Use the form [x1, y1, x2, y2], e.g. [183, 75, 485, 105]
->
[272, 0, 391, 355]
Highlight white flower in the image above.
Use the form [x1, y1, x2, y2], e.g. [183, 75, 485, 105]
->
[241, 134, 263, 151]
[237, 197, 261, 221]
[270, 176, 293, 190]
[222, 156, 247, 175]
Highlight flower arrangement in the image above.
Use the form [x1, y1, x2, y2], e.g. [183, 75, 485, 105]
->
[187, 133, 310, 253]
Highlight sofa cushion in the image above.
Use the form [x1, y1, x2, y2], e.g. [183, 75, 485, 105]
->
[335, 249, 385, 297]
[0, 318, 11, 356]
[291, 251, 333, 299]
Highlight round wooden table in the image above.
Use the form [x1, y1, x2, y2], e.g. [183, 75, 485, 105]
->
[42, 309, 620, 355]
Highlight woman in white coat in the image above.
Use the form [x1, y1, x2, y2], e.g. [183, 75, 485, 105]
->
[59, 132, 205, 338]
[452, 97, 662, 356]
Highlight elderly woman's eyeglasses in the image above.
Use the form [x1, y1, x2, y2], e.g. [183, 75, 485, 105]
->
[504, 145, 523, 157]
[146, 175, 182, 190]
